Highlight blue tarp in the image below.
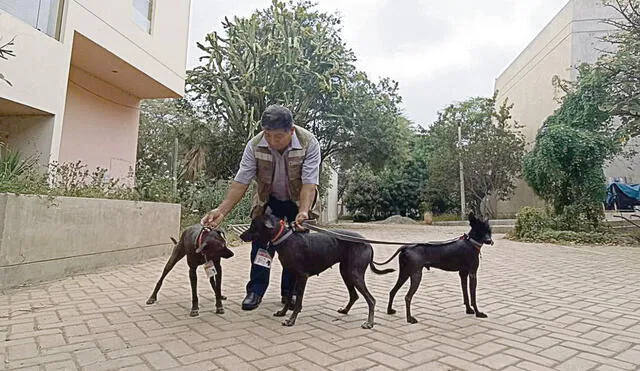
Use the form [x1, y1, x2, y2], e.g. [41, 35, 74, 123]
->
[606, 182, 640, 210]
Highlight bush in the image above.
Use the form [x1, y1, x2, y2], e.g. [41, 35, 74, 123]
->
[512, 205, 636, 245]
[352, 212, 370, 223]
[0, 149, 249, 229]
[514, 207, 550, 239]
[178, 180, 252, 229]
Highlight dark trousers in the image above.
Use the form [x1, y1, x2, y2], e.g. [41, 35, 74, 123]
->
[245, 197, 297, 297]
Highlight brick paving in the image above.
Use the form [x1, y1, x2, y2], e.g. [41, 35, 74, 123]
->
[2, 223, 640, 370]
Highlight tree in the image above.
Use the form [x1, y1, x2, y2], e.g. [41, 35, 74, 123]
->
[425, 95, 526, 218]
[601, 0, 640, 137]
[188, 0, 407, 175]
[523, 64, 621, 217]
[341, 118, 428, 220]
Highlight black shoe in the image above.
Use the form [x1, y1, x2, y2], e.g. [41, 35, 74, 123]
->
[242, 292, 262, 310]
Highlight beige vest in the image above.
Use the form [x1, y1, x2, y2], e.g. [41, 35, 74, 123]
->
[249, 125, 319, 219]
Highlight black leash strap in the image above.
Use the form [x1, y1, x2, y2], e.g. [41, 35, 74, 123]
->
[299, 221, 462, 246]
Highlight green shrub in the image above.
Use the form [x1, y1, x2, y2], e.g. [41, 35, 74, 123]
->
[352, 213, 369, 223]
[432, 213, 461, 222]
[514, 207, 550, 239]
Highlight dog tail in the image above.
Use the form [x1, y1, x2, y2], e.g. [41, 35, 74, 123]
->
[170, 237, 178, 245]
[370, 261, 394, 274]
[372, 246, 407, 266]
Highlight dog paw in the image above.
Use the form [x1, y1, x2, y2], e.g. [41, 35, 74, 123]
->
[387, 308, 396, 315]
[146, 298, 156, 305]
[337, 308, 349, 314]
[466, 308, 475, 314]
[407, 316, 418, 324]
[476, 312, 487, 318]
[189, 309, 199, 317]
[282, 319, 296, 326]
[274, 309, 287, 317]
[361, 321, 374, 329]
[216, 307, 225, 314]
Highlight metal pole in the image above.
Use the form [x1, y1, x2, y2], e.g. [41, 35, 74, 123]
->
[458, 125, 466, 219]
[172, 137, 179, 199]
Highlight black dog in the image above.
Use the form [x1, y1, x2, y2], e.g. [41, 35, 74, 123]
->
[146, 225, 234, 316]
[374, 212, 493, 324]
[240, 214, 394, 329]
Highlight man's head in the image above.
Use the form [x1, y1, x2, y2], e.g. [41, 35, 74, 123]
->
[261, 105, 294, 152]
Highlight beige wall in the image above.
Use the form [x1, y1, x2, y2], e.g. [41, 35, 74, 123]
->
[0, 0, 191, 178]
[494, 0, 637, 216]
[58, 66, 140, 180]
[0, 115, 55, 167]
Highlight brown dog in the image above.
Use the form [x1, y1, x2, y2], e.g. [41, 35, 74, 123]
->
[146, 224, 234, 316]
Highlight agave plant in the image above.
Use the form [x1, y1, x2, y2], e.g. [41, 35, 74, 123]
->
[0, 143, 39, 183]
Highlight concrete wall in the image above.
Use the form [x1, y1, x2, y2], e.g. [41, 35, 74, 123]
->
[0, 193, 180, 289]
[494, 0, 638, 216]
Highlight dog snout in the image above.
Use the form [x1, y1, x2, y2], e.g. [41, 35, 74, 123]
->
[239, 230, 252, 242]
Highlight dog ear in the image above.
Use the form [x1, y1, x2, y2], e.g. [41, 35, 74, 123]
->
[468, 211, 476, 224]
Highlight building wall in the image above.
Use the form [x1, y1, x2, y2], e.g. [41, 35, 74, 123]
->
[0, 0, 190, 179]
[58, 66, 140, 180]
[494, 0, 637, 216]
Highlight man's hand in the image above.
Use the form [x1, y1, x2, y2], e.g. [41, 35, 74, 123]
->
[294, 211, 309, 231]
[201, 208, 225, 228]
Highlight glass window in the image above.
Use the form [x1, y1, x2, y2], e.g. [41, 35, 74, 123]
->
[132, 0, 153, 34]
[0, 0, 63, 39]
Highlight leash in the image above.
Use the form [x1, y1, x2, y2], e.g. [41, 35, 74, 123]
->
[299, 221, 464, 246]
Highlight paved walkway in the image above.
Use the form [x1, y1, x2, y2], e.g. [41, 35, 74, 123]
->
[2, 224, 640, 370]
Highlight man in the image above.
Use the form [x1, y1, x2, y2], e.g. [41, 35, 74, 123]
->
[201, 105, 321, 310]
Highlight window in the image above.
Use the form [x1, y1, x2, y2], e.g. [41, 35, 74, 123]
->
[133, 0, 153, 34]
[0, 0, 64, 39]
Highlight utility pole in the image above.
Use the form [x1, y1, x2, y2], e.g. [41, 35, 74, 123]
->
[172, 137, 179, 200]
[458, 124, 466, 219]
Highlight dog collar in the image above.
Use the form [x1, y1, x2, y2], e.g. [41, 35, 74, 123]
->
[195, 227, 209, 254]
[270, 229, 294, 246]
[270, 220, 293, 246]
[466, 236, 483, 252]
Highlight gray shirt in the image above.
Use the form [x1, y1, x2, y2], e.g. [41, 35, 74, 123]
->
[234, 131, 321, 201]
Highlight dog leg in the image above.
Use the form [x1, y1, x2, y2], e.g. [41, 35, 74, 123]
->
[353, 277, 376, 329]
[387, 271, 410, 315]
[213, 260, 225, 313]
[338, 263, 358, 314]
[147, 243, 185, 305]
[189, 267, 199, 317]
[459, 271, 474, 314]
[469, 273, 487, 318]
[274, 297, 291, 317]
[405, 270, 422, 324]
[283, 275, 308, 326]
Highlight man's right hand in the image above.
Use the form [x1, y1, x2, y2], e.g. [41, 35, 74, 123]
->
[201, 208, 225, 228]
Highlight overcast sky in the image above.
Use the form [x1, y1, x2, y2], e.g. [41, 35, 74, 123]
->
[187, 0, 570, 127]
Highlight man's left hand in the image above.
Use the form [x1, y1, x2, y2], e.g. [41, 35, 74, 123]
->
[294, 211, 309, 231]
